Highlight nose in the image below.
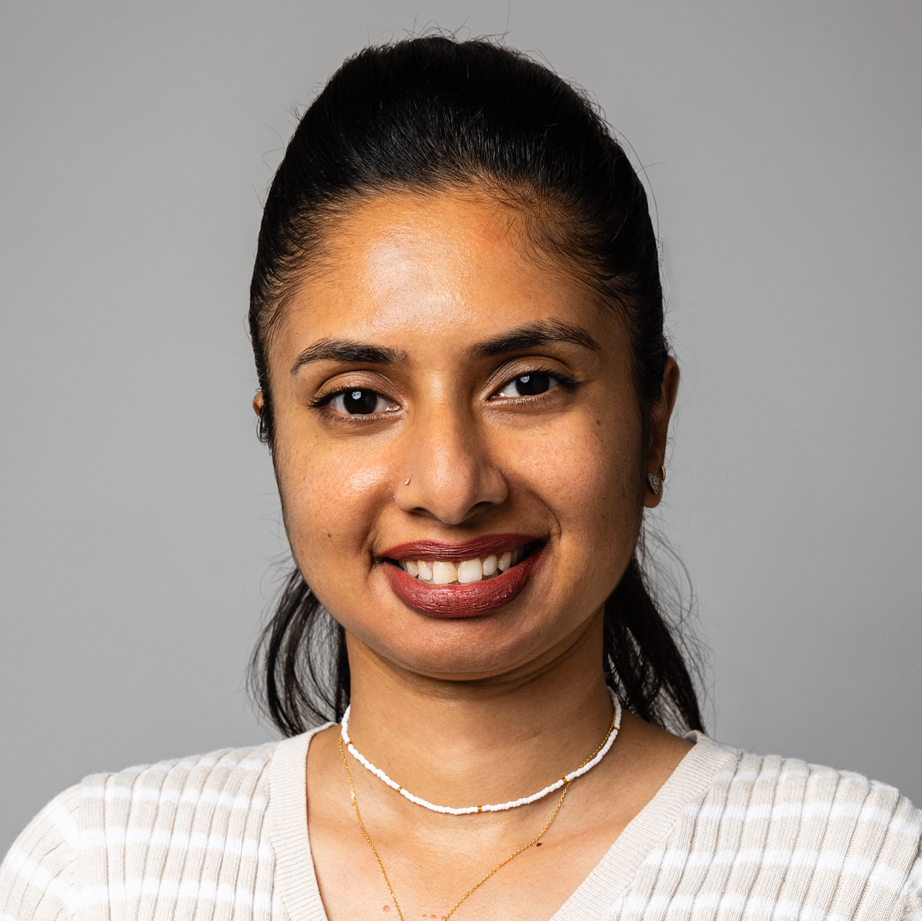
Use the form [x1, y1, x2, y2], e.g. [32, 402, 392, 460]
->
[395, 403, 507, 525]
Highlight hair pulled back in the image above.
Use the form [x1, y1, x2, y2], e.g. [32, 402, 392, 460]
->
[249, 36, 703, 735]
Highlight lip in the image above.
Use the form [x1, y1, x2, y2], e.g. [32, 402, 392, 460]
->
[381, 542, 546, 619]
[382, 533, 538, 563]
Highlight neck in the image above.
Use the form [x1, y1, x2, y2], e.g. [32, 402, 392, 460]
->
[342, 612, 615, 808]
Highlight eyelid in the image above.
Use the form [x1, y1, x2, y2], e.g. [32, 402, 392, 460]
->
[309, 368, 397, 404]
[310, 386, 399, 416]
[489, 365, 581, 401]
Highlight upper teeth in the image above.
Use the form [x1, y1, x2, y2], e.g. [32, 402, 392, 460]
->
[401, 549, 521, 584]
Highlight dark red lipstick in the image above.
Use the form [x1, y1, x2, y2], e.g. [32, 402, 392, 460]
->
[380, 535, 545, 619]
[382, 533, 535, 562]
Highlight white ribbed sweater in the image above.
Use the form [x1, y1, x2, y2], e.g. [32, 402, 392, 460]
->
[3, 728, 922, 920]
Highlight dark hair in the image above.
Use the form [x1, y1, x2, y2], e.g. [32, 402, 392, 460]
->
[248, 36, 704, 736]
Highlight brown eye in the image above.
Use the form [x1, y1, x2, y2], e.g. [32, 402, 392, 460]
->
[327, 389, 396, 416]
[497, 372, 556, 398]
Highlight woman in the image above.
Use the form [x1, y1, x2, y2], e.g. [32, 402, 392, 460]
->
[2, 35, 920, 921]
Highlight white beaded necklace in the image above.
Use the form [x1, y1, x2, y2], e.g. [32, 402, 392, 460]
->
[340, 687, 622, 815]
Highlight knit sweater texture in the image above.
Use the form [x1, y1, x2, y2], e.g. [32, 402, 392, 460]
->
[2, 728, 921, 920]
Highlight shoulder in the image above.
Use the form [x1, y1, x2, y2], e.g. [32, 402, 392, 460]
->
[0, 739, 285, 920]
[0, 784, 81, 920]
[673, 734, 922, 917]
[78, 739, 280, 814]
[690, 734, 922, 833]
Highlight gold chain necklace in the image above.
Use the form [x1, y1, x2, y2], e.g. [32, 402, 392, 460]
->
[338, 719, 611, 921]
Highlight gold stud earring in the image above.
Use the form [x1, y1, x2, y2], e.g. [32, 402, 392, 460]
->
[647, 472, 661, 495]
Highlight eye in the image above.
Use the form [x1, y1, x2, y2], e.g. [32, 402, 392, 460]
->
[325, 388, 397, 416]
[495, 371, 565, 399]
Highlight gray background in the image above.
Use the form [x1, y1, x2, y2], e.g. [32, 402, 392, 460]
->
[2, 1, 920, 853]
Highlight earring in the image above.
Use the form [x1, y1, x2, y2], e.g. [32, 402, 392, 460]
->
[647, 464, 666, 496]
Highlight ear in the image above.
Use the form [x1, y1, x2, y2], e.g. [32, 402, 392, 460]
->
[252, 391, 265, 417]
[643, 357, 679, 509]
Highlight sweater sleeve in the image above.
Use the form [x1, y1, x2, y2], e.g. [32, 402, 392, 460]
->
[900, 840, 922, 921]
[0, 787, 80, 921]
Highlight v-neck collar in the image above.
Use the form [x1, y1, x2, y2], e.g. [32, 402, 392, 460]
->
[267, 725, 738, 921]
[547, 732, 737, 919]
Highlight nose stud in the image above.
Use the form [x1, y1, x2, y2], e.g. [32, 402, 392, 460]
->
[404, 477, 411, 486]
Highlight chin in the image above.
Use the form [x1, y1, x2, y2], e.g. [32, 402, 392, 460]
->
[350, 601, 595, 685]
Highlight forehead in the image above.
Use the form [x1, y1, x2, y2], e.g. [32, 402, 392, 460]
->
[276, 189, 622, 353]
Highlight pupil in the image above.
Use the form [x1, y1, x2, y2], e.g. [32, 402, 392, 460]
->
[344, 390, 377, 414]
[516, 373, 551, 396]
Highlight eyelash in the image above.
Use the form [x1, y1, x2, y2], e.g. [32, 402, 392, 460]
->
[309, 367, 581, 422]
[307, 389, 397, 422]
[490, 367, 580, 401]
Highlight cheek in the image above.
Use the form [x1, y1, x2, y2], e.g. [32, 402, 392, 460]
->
[273, 433, 392, 575]
[507, 409, 643, 558]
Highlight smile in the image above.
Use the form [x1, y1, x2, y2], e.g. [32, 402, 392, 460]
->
[380, 536, 545, 618]
[397, 547, 526, 584]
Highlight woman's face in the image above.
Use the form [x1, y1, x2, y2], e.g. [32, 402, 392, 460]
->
[259, 191, 676, 682]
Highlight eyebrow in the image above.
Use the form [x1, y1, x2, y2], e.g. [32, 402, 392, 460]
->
[469, 320, 602, 359]
[291, 338, 408, 374]
[290, 320, 602, 375]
